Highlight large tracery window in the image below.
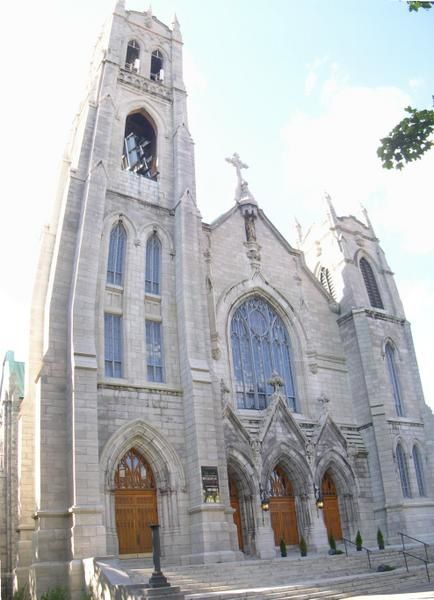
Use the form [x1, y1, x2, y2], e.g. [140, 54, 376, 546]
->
[396, 443, 411, 498]
[360, 257, 384, 309]
[231, 296, 296, 411]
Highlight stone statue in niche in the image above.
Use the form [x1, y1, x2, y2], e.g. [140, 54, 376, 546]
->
[245, 214, 256, 242]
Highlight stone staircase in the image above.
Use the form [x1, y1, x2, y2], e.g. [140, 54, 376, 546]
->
[120, 545, 434, 599]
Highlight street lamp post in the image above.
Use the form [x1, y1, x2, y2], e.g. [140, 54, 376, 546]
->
[148, 524, 170, 588]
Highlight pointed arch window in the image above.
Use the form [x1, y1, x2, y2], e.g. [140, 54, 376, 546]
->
[145, 233, 161, 295]
[319, 266, 336, 300]
[115, 448, 155, 490]
[385, 342, 404, 417]
[360, 257, 384, 309]
[122, 112, 158, 180]
[231, 296, 296, 411]
[150, 49, 164, 82]
[107, 221, 126, 286]
[125, 39, 140, 72]
[396, 443, 411, 498]
[412, 445, 426, 497]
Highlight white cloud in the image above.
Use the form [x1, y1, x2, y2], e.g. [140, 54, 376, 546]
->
[282, 77, 434, 253]
[408, 77, 425, 89]
[304, 56, 329, 97]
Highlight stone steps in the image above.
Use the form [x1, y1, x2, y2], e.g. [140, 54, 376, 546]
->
[123, 546, 433, 599]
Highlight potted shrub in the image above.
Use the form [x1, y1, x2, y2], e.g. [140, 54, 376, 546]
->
[280, 538, 287, 557]
[355, 530, 363, 551]
[328, 533, 337, 554]
[377, 528, 385, 550]
[299, 535, 307, 557]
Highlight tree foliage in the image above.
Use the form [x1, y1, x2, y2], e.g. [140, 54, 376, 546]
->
[377, 106, 434, 170]
[408, 1, 433, 12]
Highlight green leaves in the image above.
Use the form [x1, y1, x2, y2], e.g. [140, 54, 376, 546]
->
[408, 1, 433, 11]
[377, 106, 434, 170]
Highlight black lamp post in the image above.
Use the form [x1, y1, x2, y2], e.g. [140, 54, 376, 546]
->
[148, 524, 170, 588]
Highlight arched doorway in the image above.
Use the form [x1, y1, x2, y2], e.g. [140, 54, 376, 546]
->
[229, 476, 244, 551]
[269, 466, 299, 545]
[321, 470, 342, 540]
[115, 448, 158, 555]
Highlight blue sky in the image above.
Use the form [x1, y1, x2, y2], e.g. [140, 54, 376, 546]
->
[0, 0, 433, 406]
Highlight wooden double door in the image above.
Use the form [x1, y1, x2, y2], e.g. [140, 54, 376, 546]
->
[321, 471, 342, 540]
[114, 448, 158, 555]
[269, 466, 299, 546]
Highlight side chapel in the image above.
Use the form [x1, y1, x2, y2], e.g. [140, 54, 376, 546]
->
[1, 2, 433, 598]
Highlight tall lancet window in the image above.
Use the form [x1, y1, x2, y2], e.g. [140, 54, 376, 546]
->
[107, 222, 126, 286]
[150, 49, 164, 81]
[385, 342, 404, 417]
[412, 445, 426, 497]
[396, 443, 411, 498]
[231, 296, 296, 411]
[145, 233, 161, 295]
[125, 39, 140, 72]
[360, 257, 384, 309]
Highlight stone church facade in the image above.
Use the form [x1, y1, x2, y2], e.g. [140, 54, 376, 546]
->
[1, 2, 434, 598]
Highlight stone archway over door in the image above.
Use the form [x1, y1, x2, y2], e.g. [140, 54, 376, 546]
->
[322, 471, 342, 540]
[229, 476, 244, 551]
[269, 466, 299, 545]
[115, 448, 158, 554]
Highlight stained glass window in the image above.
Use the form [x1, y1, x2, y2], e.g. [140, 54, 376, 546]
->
[145, 234, 161, 295]
[269, 466, 294, 497]
[146, 320, 163, 382]
[396, 444, 411, 498]
[231, 297, 296, 410]
[107, 222, 126, 286]
[104, 314, 122, 378]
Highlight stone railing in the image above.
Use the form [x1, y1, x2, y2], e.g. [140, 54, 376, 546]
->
[118, 68, 172, 101]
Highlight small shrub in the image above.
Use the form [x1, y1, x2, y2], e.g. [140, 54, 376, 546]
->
[299, 535, 307, 557]
[280, 538, 287, 557]
[328, 533, 337, 551]
[377, 528, 385, 550]
[40, 588, 68, 600]
[13, 587, 30, 600]
[377, 564, 395, 572]
[355, 530, 363, 551]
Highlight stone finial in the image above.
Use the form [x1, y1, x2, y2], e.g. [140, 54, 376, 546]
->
[144, 4, 153, 26]
[172, 13, 181, 32]
[268, 371, 284, 394]
[360, 203, 375, 235]
[114, 0, 125, 12]
[220, 379, 230, 397]
[225, 153, 256, 205]
[317, 393, 330, 414]
[324, 191, 338, 224]
[294, 218, 303, 244]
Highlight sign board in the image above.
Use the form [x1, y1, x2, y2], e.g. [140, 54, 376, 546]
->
[201, 466, 220, 503]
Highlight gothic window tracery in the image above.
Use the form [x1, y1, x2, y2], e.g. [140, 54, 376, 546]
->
[385, 342, 404, 417]
[359, 257, 384, 309]
[396, 443, 411, 498]
[269, 466, 294, 497]
[125, 40, 140, 72]
[107, 221, 126, 286]
[115, 448, 155, 489]
[231, 296, 296, 410]
[145, 233, 161, 295]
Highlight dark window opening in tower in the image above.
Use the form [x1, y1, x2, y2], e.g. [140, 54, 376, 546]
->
[125, 40, 140, 72]
[122, 113, 158, 180]
[150, 50, 164, 82]
[319, 266, 336, 300]
[359, 257, 384, 309]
